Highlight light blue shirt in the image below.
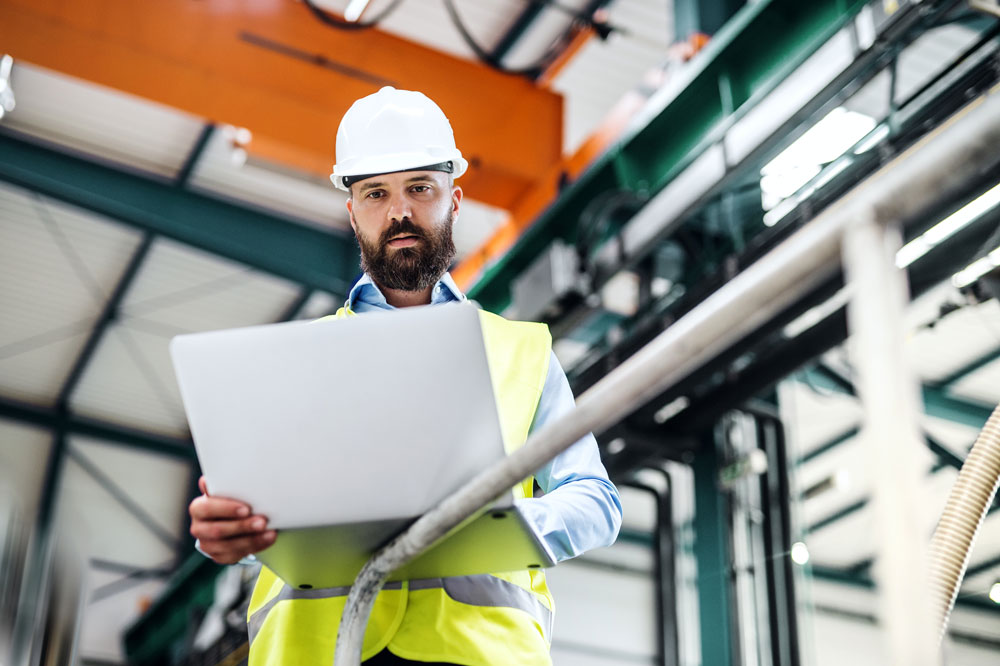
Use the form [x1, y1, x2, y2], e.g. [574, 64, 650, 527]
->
[346, 273, 622, 561]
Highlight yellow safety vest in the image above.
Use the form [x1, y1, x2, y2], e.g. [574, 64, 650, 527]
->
[246, 306, 555, 665]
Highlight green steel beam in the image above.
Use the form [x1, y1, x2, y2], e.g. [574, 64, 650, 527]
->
[800, 367, 994, 430]
[811, 565, 1000, 615]
[0, 396, 196, 460]
[58, 233, 154, 408]
[174, 123, 215, 188]
[468, 0, 869, 312]
[798, 426, 860, 465]
[934, 344, 1000, 389]
[674, 0, 744, 39]
[0, 132, 357, 295]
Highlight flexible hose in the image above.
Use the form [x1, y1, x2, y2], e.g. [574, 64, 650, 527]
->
[927, 402, 1000, 643]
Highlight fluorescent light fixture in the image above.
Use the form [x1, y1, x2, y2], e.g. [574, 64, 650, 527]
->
[0, 54, 14, 119]
[761, 107, 875, 211]
[606, 438, 626, 455]
[782, 286, 851, 338]
[791, 541, 810, 565]
[653, 396, 690, 424]
[853, 124, 890, 154]
[952, 246, 1000, 288]
[344, 0, 371, 22]
[897, 182, 1000, 268]
[990, 582, 1000, 604]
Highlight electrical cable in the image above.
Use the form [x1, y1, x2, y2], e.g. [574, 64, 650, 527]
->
[302, 0, 407, 31]
[441, 0, 614, 78]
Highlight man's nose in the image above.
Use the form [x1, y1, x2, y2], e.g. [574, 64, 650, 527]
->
[386, 192, 412, 222]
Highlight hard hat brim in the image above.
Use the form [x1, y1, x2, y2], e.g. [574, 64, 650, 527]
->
[331, 153, 468, 191]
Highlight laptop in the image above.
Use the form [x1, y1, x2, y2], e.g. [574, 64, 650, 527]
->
[170, 303, 555, 589]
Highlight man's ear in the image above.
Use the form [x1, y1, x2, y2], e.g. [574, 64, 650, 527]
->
[450, 185, 463, 221]
[345, 197, 357, 234]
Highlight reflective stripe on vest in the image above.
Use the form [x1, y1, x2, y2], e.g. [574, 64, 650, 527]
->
[247, 575, 553, 647]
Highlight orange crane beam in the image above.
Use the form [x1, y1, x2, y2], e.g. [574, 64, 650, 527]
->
[0, 0, 563, 210]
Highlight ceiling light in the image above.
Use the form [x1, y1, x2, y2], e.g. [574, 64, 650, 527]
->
[952, 246, 1000, 288]
[896, 182, 1000, 268]
[344, 0, 371, 22]
[606, 438, 626, 455]
[761, 107, 875, 211]
[990, 582, 1000, 604]
[0, 54, 15, 119]
[791, 541, 810, 565]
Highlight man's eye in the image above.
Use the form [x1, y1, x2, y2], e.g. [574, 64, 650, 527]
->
[365, 191, 384, 199]
[411, 185, 430, 193]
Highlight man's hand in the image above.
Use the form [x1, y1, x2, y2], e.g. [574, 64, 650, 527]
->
[189, 476, 277, 564]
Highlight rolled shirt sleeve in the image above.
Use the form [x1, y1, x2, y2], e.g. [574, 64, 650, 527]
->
[517, 351, 622, 562]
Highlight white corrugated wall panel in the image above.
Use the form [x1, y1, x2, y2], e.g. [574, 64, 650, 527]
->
[6, 62, 205, 178]
[0, 183, 142, 404]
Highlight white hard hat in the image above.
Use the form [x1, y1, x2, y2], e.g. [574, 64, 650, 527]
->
[331, 86, 469, 191]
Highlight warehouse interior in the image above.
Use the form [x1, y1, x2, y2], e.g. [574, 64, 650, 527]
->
[2, 0, 1000, 664]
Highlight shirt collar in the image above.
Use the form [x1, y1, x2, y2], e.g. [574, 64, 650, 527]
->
[345, 272, 466, 312]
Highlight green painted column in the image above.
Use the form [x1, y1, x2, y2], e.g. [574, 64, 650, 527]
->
[691, 430, 735, 666]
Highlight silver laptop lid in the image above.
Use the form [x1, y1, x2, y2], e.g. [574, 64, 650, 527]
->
[170, 303, 506, 530]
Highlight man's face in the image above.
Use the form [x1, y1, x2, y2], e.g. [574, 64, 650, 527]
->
[346, 171, 462, 292]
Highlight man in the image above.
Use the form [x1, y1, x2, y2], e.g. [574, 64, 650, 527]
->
[189, 87, 622, 665]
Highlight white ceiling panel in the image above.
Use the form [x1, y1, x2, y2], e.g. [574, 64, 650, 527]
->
[77, 569, 168, 664]
[0, 419, 52, 519]
[552, 0, 672, 152]
[313, 0, 526, 62]
[55, 438, 184, 568]
[778, 380, 862, 459]
[5, 62, 206, 179]
[73, 436, 192, 545]
[0, 183, 143, 404]
[119, 239, 303, 333]
[803, 509, 875, 568]
[893, 23, 985, 106]
[69, 324, 191, 437]
[907, 295, 1000, 384]
[191, 128, 352, 232]
[71, 240, 302, 434]
[949, 358, 1000, 406]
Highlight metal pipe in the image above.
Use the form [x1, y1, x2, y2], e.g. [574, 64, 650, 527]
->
[842, 216, 938, 665]
[334, 87, 1000, 664]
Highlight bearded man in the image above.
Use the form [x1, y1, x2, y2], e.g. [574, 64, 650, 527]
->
[188, 87, 622, 666]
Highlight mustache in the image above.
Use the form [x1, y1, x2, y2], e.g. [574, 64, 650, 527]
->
[379, 219, 426, 246]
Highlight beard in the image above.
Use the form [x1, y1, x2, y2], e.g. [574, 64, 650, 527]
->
[356, 211, 457, 292]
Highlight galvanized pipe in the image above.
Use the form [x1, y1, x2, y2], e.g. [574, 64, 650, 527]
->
[334, 87, 1000, 665]
[842, 216, 939, 665]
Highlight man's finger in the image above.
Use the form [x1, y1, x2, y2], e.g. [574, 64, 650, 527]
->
[189, 494, 252, 521]
[201, 531, 277, 564]
[198, 475, 208, 496]
[191, 515, 270, 542]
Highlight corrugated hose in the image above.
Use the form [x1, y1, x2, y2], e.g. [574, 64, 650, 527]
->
[928, 402, 1000, 642]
